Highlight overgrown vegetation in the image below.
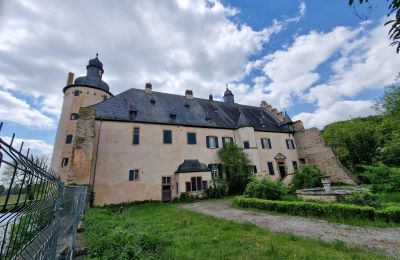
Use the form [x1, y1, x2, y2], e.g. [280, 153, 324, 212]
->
[86, 203, 387, 259]
[244, 178, 287, 200]
[217, 143, 251, 195]
[338, 191, 381, 208]
[235, 196, 400, 226]
[290, 165, 324, 192]
[206, 177, 228, 199]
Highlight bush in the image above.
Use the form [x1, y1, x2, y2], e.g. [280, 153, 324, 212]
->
[179, 192, 195, 202]
[206, 178, 228, 199]
[357, 163, 400, 192]
[376, 205, 400, 223]
[290, 165, 324, 192]
[244, 179, 287, 200]
[235, 196, 375, 221]
[235, 196, 400, 223]
[339, 192, 381, 208]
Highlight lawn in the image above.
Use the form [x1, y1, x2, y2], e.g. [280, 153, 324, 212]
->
[85, 203, 387, 259]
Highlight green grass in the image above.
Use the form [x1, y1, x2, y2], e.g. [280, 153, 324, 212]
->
[0, 194, 26, 205]
[85, 203, 388, 259]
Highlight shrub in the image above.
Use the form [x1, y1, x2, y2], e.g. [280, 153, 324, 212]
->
[206, 178, 228, 199]
[244, 178, 287, 200]
[376, 206, 400, 223]
[339, 192, 381, 208]
[290, 165, 324, 192]
[235, 196, 375, 221]
[357, 163, 400, 192]
[235, 196, 400, 224]
[179, 192, 195, 202]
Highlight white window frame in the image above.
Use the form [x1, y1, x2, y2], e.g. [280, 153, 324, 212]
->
[211, 164, 219, 178]
[261, 138, 272, 149]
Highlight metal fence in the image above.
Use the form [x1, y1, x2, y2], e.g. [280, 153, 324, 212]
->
[0, 122, 86, 259]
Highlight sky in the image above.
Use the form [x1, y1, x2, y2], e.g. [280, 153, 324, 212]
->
[0, 0, 399, 157]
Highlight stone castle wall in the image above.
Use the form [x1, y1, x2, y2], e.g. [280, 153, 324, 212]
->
[293, 121, 359, 185]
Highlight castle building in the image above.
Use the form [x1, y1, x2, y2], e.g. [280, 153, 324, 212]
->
[51, 56, 358, 206]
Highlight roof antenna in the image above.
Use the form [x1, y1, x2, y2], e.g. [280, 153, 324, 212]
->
[226, 83, 229, 90]
[96, 52, 99, 58]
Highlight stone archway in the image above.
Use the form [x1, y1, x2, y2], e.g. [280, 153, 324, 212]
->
[274, 153, 287, 179]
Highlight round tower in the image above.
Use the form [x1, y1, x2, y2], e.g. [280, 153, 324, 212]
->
[51, 54, 113, 182]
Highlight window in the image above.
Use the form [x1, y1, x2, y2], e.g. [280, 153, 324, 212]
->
[292, 161, 298, 171]
[208, 164, 220, 178]
[65, 135, 73, 144]
[162, 176, 171, 184]
[74, 90, 80, 96]
[267, 162, 275, 175]
[243, 141, 250, 149]
[187, 132, 196, 144]
[261, 138, 272, 149]
[103, 95, 107, 101]
[248, 165, 257, 174]
[299, 158, 306, 164]
[133, 127, 140, 145]
[222, 137, 234, 148]
[206, 136, 219, 149]
[186, 177, 206, 192]
[70, 113, 79, 120]
[176, 183, 179, 193]
[286, 139, 295, 149]
[129, 169, 139, 181]
[163, 130, 172, 144]
[61, 157, 69, 167]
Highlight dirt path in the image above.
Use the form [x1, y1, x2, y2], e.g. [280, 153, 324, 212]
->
[182, 200, 400, 258]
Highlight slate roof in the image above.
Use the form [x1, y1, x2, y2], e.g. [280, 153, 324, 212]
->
[89, 88, 289, 133]
[175, 160, 210, 173]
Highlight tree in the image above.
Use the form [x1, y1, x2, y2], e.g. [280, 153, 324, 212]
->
[217, 143, 251, 195]
[348, 0, 400, 53]
[375, 83, 400, 114]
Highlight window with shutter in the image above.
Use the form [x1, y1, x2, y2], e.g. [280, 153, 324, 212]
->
[207, 136, 218, 149]
[267, 162, 275, 175]
[133, 128, 140, 145]
[163, 130, 172, 144]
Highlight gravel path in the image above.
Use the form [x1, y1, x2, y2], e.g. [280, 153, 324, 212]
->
[182, 200, 400, 258]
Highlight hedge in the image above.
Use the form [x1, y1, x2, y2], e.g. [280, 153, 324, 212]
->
[235, 196, 400, 223]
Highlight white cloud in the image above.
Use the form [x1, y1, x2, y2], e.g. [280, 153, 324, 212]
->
[0, 89, 55, 128]
[292, 100, 375, 129]
[0, 136, 53, 157]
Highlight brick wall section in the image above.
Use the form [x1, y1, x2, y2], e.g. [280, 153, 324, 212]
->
[293, 120, 359, 185]
[70, 107, 97, 185]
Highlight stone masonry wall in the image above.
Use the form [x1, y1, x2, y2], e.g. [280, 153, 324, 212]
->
[293, 121, 359, 185]
[70, 107, 97, 185]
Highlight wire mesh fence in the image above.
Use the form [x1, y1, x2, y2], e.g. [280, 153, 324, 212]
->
[0, 122, 87, 259]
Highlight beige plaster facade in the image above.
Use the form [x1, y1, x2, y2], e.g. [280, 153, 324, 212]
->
[85, 120, 299, 205]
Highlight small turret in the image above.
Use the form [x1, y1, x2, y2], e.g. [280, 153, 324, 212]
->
[223, 84, 234, 103]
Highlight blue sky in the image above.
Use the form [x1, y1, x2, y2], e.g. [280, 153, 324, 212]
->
[0, 0, 398, 157]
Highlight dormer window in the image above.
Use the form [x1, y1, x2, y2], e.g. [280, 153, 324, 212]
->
[205, 112, 211, 123]
[150, 97, 156, 104]
[170, 107, 177, 119]
[184, 101, 190, 108]
[129, 103, 137, 117]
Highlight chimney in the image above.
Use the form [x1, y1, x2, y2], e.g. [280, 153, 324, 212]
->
[66, 72, 74, 86]
[145, 82, 152, 94]
[185, 90, 193, 100]
[209, 94, 213, 101]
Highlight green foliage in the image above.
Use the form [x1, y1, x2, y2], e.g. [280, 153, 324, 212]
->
[217, 143, 251, 195]
[339, 192, 381, 208]
[178, 192, 195, 202]
[290, 165, 324, 192]
[244, 178, 287, 200]
[235, 196, 400, 224]
[376, 83, 400, 114]
[206, 178, 227, 199]
[348, 1, 400, 53]
[86, 202, 386, 259]
[357, 163, 400, 192]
